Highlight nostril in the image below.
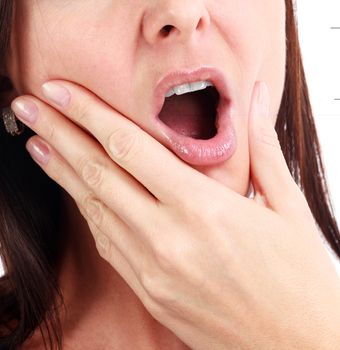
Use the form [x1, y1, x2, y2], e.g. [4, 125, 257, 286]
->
[196, 18, 204, 30]
[160, 25, 174, 37]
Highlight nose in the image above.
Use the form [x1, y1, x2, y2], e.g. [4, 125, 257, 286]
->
[142, 0, 211, 45]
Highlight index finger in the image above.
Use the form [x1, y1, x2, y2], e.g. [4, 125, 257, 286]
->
[40, 80, 223, 206]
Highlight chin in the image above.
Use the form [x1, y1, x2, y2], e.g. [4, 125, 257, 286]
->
[192, 160, 250, 197]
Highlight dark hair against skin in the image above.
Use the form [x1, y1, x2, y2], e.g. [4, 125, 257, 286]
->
[0, 0, 339, 349]
[0, 3, 64, 350]
[278, 1, 340, 254]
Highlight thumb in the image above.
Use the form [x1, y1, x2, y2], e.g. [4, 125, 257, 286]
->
[248, 81, 302, 213]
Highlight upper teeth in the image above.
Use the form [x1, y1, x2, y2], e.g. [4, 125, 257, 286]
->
[165, 80, 213, 98]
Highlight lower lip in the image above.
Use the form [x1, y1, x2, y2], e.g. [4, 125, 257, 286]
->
[155, 98, 237, 166]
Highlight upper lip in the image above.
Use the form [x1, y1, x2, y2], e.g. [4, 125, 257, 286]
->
[152, 66, 233, 118]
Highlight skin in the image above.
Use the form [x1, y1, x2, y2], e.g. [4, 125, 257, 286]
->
[5, 0, 340, 349]
[8, 0, 286, 188]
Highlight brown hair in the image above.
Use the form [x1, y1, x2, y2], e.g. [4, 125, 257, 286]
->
[0, 0, 339, 349]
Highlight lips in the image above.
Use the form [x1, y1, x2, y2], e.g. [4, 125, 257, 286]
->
[153, 66, 236, 166]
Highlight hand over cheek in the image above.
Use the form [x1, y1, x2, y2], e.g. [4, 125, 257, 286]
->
[11, 81, 340, 350]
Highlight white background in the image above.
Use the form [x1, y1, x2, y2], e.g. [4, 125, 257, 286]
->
[1, 1, 340, 276]
[297, 0, 340, 274]
[297, 0, 340, 220]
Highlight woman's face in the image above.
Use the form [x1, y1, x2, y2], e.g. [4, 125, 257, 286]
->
[7, 0, 286, 194]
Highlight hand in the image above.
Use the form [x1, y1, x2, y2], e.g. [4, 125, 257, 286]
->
[11, 81, 340, 350]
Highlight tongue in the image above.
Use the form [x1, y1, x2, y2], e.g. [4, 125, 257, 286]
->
[158, 89, 217, 139]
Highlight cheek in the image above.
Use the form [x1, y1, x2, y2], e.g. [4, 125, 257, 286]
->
[9, 5, 138, 123]
[212, 0, 286, 116]
[8, 0, 285, 198]
[255, 0, 286, 120]
[201, 0, 286, 193]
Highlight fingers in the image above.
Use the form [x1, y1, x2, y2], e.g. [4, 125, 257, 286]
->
[11, 96, 158, 232]
[25, 135, 153, 297]
[24, 135, 188, 317]
[38, 80, 221, 206]
[248, 81, 309, 216]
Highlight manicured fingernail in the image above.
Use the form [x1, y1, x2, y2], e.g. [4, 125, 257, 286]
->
[42, 82, 71, 107]
[257, 81, 270, 118]
[26, 139, 50, 165]
[11, 98, 38, 124]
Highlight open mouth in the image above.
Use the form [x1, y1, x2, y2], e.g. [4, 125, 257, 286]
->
[153, 67, 236, 166]
[157, 84, 220, 140]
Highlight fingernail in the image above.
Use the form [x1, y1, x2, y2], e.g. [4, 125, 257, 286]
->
[11, 98, 38, 124]
[26, 139, 50, 165]
[257, 81, 270, 118]
[42, 82, 71, 107]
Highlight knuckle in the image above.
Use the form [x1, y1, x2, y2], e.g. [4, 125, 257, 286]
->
[152, 241, 178, 275]
[48, 155, 65, 183]
[83, 195, 104, 227]
[39, 111, 55, 142]
[180, 196, 220, 231]
[44, 123, 56, 143]
[47, 154, 80, 193]
[140, 270, 171, 305]
[108, 127, 141, 162]
[77, 203, 87, 218]
[79, 157, 105, 187]
[140, 269, 158, 298]
[72, 97, 93, 125]
[151, 237, 194, 279]
[141, 270, 183, 317]
[142, 296, 163, 319]
[94, 232, 111, 260]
